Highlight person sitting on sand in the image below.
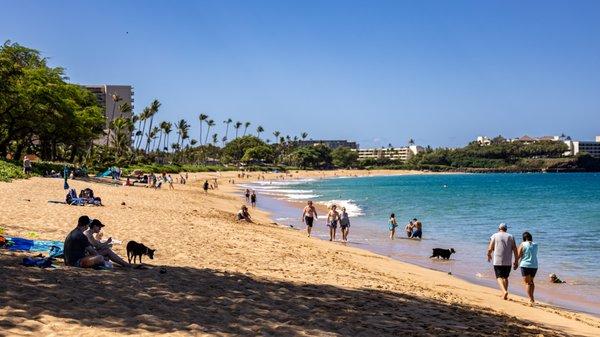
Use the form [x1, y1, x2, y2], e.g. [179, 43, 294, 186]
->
[63, 216, 105, 268]
[83, 219, 131, 268]
[327, 204, 340, 241]
[236, 205, 253, 222]
[411, 218, 423, 239]
[388, 213, 398, 239]
[339, 207, 350, 242]
[487, 223, 518, 300]
[405, 220, 414, 238]
[515, 231, 538, 305]
[302, 200, 318, 237]
[124, 177, 134, 186]
[549, 273, 566, 284]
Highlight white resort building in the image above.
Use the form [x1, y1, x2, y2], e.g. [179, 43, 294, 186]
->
[353, 145, 423, 162]
[564, 136, 600, 158]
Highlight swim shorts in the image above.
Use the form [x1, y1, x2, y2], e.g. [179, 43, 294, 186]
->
[520, 267, 538, 277]
[328, 221, 338, 229]
[494, 265, 511, 278]
[388, 224, 397, 231]
[412, 229, 422, 238]
[305, 216, 314, 227]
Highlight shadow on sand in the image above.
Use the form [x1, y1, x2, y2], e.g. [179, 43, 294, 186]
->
[0, 253, 570, 336]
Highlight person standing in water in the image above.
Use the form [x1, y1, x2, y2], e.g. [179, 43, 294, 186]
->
[339, 207, 350, 242]
[405, 220, 414, 238]
[302, 201, 318, 237]
[250, 191, 257, 208]
[327, 205, 340, 241]
[516, 231, 538, 306]
[388, 213, 398, 239]
[487, 223, 518, 300]
[411, 218, 423, 239]
[245, 189, 250, 203]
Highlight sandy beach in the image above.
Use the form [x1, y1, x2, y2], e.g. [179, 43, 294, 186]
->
[1, 171, 600, 336]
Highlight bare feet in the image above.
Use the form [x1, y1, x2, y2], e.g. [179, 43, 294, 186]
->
[503, 292, 509, 300]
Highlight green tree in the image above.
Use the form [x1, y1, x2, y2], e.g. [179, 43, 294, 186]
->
[331, 147, 359, 168]
[198, 113, 208, 145]
[241, 145, 274, 163]
[221, 136, 266, 163]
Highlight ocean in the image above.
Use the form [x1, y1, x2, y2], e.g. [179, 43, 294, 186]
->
[241, 173, 600, 315]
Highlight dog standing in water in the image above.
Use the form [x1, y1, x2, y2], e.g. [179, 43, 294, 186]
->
[430, 248, 456, 260]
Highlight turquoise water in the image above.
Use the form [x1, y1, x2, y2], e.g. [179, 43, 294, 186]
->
[244, 173, 600, 314]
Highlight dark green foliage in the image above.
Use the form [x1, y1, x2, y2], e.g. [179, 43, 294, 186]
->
[0, 160, 25, 182]
[221, 136, 266, 163]
[285, 145, 332, 169]
[331, 147, 359, 168]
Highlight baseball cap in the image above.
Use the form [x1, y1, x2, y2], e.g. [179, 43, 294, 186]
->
[90, 219, 105, 228]
[498, 223, 507, 230]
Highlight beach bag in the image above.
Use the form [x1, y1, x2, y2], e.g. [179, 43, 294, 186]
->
[22, 257, 53, 268]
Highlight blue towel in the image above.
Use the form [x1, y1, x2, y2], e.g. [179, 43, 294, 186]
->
[5, 237, 64, 254]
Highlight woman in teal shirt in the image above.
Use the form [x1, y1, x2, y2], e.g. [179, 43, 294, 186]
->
[516, 231, 538, 305]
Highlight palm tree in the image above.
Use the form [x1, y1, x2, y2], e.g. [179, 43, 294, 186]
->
[156, 121, 168, 151]
[223, 118, 233, 143]
[198, 113, 208, 145]
[408, 138, 415, 146]
[301, 132, 308, 140]
[256, 125, 264, 139]
[136, 107, 151, 150]
[273, 131, 281, 140]
[176, 119, 190, 151]
[234, 121, 243, 138]
[205, 119, 215, 145]
[162, 122, 172, 152]
[190, 139, 198, 147]
[212, 133, 218, 145]
[150, 126, 160, 151]
[106, 93, 123, 146]
[110, 117, 133, 157]
[144, 99, 161, 152]
[243, 122, 251, 136]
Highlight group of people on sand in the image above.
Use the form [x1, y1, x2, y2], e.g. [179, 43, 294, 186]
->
[63, 215, 130, 269]
[388, 214, 423, 240]
[301, 201, 351, 242]
[486, 223, 564, 306]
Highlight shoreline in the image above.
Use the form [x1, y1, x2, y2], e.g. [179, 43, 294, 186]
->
[1, 172, 599, 336]
[233, 170, 600, 317]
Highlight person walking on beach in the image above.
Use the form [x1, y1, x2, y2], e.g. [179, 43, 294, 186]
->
[411, 218, 423, 239]
[203, 180, 209, 194]
[327, 205, 340, 241]
[167, 174, 174, 190]
[245, 189, 250, 203]
[388, 213, 398, 239]
[339, 207, 350, 242]
[250, 191, 257, 208]
[302, 200, 318, 237]
[487, 223, 518, 300]
[516, 231, 538, 306]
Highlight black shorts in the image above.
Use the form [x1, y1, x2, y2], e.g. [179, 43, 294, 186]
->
[520, 267, 538, 277]
[494, 265, 511, 279]
[305, 216, 314, 227]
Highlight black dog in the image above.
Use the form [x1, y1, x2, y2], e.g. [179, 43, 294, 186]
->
[430, 248, 456, 260]
[126, 241, 156, 264]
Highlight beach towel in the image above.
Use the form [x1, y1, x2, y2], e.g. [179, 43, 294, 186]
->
[3, 237, 64, 254]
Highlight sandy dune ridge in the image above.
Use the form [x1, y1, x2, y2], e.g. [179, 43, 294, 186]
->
[0, 171, 599, 336]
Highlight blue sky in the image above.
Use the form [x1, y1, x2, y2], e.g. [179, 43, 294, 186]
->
[2, 0, 599, 147]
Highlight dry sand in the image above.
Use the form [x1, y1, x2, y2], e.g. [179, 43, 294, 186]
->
[1, 171, 599, 336]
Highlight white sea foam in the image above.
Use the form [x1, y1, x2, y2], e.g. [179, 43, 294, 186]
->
[285, 194, 321, 200]
[317, 199, 364, 217]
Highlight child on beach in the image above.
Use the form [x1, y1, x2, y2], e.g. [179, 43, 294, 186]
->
[388, 213, 398, 239]
[339, 207, 350, 242]
[327, 205, 340, 241]
[405, 220, 414, 238]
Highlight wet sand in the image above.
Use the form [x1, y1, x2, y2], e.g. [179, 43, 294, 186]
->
[1, 172, 599, 336]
